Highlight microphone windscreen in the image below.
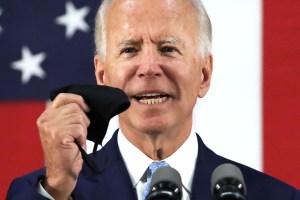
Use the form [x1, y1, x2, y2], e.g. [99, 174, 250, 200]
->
[151, 167, 182, 189]
[211, 163, 246, 196]
[147, 166, 182, 200]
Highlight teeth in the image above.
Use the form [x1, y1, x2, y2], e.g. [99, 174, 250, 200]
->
[138, 93, 160, 97]
[135, 93, 169, 105]
[139, 96, 168, 105]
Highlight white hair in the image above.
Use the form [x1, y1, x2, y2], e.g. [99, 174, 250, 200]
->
[94, 0, 212, 61]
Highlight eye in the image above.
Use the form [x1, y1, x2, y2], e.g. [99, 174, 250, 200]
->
[159, 46, 180, 55]
[121, 47, 138, 54]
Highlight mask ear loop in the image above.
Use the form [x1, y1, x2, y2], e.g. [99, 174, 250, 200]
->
[75, 140, 101, 174]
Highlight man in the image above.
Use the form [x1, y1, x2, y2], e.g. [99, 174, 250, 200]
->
[6, 0, 300, 199]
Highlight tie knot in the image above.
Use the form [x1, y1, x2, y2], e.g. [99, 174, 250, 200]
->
[148, 161, 169, 176]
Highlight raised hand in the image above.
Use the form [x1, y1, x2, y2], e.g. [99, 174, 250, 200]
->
[37, 93, 90, 199]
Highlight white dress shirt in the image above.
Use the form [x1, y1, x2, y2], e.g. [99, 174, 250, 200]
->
[118, 128, 198, 200]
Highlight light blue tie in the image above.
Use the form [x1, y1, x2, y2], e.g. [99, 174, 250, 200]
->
[143, 161, 169, 200]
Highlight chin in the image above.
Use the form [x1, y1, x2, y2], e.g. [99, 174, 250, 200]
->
[120, 109, 172, 134]
[137, 120, 169, 135]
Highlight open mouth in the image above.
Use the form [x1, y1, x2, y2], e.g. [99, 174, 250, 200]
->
[133, 93, 170, 105]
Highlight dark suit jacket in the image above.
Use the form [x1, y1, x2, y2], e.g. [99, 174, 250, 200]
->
[6, 131, 300, 199]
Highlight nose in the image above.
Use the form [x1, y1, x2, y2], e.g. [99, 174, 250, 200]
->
[137, 47, 163, 78]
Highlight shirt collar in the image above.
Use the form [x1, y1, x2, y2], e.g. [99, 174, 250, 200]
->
[117, 127, 198, 192]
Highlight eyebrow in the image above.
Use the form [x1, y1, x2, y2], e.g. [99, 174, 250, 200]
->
[158, 37, 179, 44]
[116, 36, 182, 47]
[117, 39, 141, 47]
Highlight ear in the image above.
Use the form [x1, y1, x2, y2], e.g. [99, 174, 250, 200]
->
[94, 55, 106, 85]
[198, 54, 213, 98]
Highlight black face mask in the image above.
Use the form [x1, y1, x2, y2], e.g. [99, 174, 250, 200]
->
[50, 84, 130, 173]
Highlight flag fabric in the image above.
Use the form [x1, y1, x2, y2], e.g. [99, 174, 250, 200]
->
[0, 0, 299, 198]
[0, 1, 98, 198]
[263, 0, 300, 188]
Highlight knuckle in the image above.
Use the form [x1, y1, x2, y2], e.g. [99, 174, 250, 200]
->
[86, 117, 91, 126]
[52, 93, 66, 106]
[77, 124, 87, 135]
[78, 114, 89, 126]
[37, 116, 47, 133]
[36, 110, 48, 126]
[68, 103, 81, 112]
[56, 92, 67, 99]
[76, 95, 85, 104]
[76, 114, 85, 123]
[36, 116, 43, 127]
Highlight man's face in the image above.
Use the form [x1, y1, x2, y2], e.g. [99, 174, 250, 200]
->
[95, 0, 212, 136]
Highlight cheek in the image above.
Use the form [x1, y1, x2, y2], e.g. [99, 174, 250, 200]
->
[101, 65, 117, 86]
[104, 70, 121, 87]
[103, 63, 136, 89]
[181, 59, 202, 83]
[182, 63, 202, 97]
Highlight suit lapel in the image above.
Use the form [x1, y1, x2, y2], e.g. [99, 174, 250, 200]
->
[80, 130, 138, 200]
[100, 157, 138, 199]
[191, 134, 225, 200]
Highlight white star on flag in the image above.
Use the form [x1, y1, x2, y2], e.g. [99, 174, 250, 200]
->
[55, 1, 90, 39]
[11, 46, 47, 84]
[0, 8, 3, 34]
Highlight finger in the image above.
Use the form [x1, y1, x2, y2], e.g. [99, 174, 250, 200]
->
[56, 104, 90, 127]
[63, 113, 90, 128]
[51, 93, 90, 113]
[62, 124, 87, 148]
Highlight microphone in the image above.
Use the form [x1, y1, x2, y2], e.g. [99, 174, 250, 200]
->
[211, 163, 247, 200]
[146, 167, 183, 200]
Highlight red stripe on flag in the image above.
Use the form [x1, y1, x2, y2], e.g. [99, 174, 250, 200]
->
[263, 0, 300, 188]
[0, 102, 45, 198]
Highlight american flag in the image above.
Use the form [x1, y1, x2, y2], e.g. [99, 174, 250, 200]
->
[0, 1, 99, 197]
[1, 0, 300, 198]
